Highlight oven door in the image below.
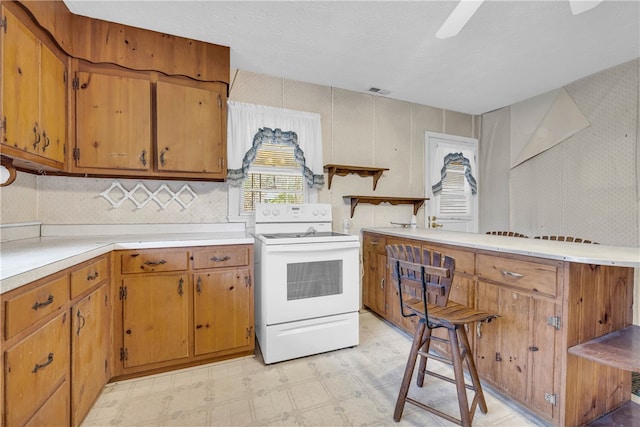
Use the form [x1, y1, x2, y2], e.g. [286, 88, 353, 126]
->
[260, 240, 360, 325]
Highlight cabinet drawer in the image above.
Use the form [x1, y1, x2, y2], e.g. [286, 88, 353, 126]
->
[70, 256, 109, 298]
[478, 254, 558, 296]
[24, 381, 70, 427]
[4, 312, 70, 427]
[4, 275, 68, 340]
[364, 233, 387, 254]
[120, 250, 189, 274]
[192, 246, 249, 269]
[424, 245, 475, 275]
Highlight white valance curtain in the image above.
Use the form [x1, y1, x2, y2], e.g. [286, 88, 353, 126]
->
[227, 101, 324, 188]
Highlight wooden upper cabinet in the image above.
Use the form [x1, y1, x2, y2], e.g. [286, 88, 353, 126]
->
[156, 78, 226, 178]
[72, 65, 228, 179]
[73, 62, 152, 172]
[39, 44, 67, 164]
[1, 5, 67, 170]
[2, 1, 229, 180]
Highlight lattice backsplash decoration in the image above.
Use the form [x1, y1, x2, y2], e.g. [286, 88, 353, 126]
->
[100, 181, 198, 210]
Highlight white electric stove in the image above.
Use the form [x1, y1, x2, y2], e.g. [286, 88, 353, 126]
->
[254, 203, 360, 364]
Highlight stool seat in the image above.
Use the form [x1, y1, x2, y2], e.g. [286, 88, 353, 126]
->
[387, 243, 498, 427]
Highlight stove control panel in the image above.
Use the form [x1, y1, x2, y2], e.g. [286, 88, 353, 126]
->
[255, 203, 332, 223]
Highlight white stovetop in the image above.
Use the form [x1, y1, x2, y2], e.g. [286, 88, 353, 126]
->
[364, 227, 640, 268]
[0, 223, 255, 294]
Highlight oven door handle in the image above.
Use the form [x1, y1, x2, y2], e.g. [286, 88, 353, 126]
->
[263, 241, 360, 253]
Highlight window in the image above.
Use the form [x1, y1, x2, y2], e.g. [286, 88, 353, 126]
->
[242, 143, 305, 212]
[227, 124, 321, 225]
[438, 161, 472, 216]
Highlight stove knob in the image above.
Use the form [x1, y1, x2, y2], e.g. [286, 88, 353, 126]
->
[272, 208, 280, 216]
[313, 209, 319, 216]
[262, 208, 270, 216]
[321, 208, 328, 216]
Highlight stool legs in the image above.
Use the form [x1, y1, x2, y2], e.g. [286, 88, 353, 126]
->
[449, 327, 472, 426]
[394, 318, 427, 421]
[394, 323, 490, 426]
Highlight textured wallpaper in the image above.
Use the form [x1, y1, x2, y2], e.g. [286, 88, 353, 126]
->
[509, 59, 639, 247]
[36, 176, 229, 224]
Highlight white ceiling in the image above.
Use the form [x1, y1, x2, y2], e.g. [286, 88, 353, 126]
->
[63, 0, 640, 115]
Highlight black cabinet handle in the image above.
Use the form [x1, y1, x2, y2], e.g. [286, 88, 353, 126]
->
[211, 256, 230, 262]
[76, 309, 86, 336]
[87, 271, 99, 281]
[144, 260, 167, 266]
[32, 295, 54, 311]
[32, 124, 41, 149]
[42, 131, 50, 152]
[32, 353, 54, 373]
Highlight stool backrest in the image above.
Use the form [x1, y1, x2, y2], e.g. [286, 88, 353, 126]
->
[534, 235, 598, 244]
[386, 244, 455, 309]
[486, 231, 528, 238]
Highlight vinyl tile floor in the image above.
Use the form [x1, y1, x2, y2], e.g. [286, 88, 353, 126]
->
[81, 310, 545, 426]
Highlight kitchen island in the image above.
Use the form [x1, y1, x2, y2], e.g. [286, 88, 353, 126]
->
[362, 227, 639, 427]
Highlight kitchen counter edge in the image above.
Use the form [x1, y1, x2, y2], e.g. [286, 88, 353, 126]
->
[362, 227, 640, 268]
[1, 232, 255, 294]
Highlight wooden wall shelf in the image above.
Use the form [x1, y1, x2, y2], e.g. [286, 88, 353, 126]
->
[324, 164, 389, 190]
[343, 196, 429, 218]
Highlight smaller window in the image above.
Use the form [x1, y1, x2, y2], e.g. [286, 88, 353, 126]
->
[439, 162, 471, 216]
[241, 143, 305, 212]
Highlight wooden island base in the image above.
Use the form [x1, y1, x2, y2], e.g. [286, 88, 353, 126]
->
[362, 229, 637, 427]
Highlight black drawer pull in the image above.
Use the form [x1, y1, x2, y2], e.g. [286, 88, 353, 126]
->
[32, 352, 54, 373]
[87, 271, 99, 281]
[211, 256, 230, 262]
[32, 295, 54, 311]
[144, 260, 167, 266]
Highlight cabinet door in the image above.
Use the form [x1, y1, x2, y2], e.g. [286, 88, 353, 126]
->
[1, 6, 40, 154]
[193, 268, 252, 356]
[363, 249, 387, 315]
[156, 80, 226, 176]
[476, 281, 530, 403]
[529, 297, 560, 421]
[122, 274, 189, 367]
[72, 284, 110, 426]
[74, 66, 151, 171]
[475, 281, 502, 386]
[38, 42, 67, 164]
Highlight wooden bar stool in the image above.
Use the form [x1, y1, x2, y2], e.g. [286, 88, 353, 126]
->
[386, 244, 499, 427]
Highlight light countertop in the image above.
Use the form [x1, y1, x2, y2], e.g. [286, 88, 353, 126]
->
[363, 227, 640, 268]
[0, 223, 254, 294]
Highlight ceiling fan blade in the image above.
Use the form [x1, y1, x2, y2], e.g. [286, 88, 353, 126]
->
[436, 0, 484, 39]
[569, 0, 603, 15]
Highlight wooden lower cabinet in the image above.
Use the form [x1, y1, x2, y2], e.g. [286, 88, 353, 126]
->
[114, 245, 254, 379]
[2, 254, 111, 427]
[193, 268, 253, 356]
[122, 274, 190, 367]
[71, 283, 111, 425]
[360, 231, 634, 426]
[4, 312, 70, 427]
[362, 233, 387, 316]
[475, 281, 561, 421]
